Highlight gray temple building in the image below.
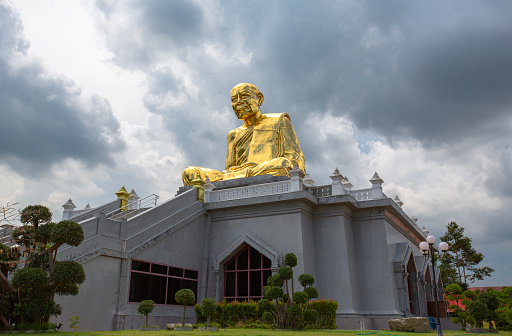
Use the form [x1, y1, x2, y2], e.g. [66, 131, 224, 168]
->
[55, 168, 444, 331]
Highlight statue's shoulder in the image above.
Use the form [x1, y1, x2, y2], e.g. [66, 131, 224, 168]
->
[257, 113, 291, 130]
[263, 113, 290, 122]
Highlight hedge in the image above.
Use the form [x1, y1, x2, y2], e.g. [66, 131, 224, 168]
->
[309, 299, 338, 329]
[195, 299, 338, 329]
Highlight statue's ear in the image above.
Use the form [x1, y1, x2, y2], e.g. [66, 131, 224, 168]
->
[257, 92, 264, 106]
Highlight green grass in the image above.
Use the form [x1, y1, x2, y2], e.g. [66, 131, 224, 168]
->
[30, 330, 512, 336]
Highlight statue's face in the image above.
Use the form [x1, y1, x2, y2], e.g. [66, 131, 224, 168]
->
[230, 84, 262, 120]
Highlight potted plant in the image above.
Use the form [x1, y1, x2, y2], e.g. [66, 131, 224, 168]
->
[198, 298, 218, 331]
[137, 300, 158, 331]
[174, 289, 195, 331]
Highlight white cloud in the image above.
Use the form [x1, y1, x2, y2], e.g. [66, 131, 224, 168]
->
[4, 0, 511, 286]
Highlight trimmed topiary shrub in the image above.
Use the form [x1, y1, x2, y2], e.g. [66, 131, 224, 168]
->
[0, 205, 85, 328]
[175, 288, 195, 326]
[258, 252, 319, 329]
[137, 300, 155, 326]
[200, 298, 217, 328]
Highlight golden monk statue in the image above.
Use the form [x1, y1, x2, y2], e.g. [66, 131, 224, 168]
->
[182, 83, 306, 186]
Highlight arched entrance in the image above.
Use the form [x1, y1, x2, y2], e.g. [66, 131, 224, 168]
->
[224, 245, 272, 302]
[406, 256, 419, 315]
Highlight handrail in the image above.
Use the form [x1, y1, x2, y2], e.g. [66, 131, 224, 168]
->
[106, 194, 159, 220]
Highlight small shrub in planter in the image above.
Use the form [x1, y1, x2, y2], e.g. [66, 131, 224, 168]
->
[175, 288, 196, 327]
[201, 298, 217, 329]
[137, 300, 156, 328]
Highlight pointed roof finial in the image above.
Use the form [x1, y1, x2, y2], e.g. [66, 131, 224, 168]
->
[302, 173, 315, 187]
[330, 167, 343, 179]
[370, 171, 384, 184]
[421, 225, 428, 235]
[342, 176, 353, 189]
[62, 198, 76, 210]
[394, 195, 403, 208]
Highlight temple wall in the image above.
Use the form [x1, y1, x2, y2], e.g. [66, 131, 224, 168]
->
[313, 203, 361, 314]
[206, 196, 316, 300]
[54, 256, 122, 331]
[352, 214, 401, 315]
[54, 177, 430, 331]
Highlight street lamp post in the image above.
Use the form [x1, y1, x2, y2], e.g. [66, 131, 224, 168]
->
[419, 235, 449, 336]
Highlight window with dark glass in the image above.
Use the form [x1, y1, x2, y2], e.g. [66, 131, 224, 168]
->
[129, 259, 198, 305]
[224, 245, 272, 302]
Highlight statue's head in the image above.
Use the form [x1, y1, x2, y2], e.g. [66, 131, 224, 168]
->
[230, 83, 264, 121]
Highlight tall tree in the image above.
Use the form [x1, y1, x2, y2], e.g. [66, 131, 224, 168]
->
[440, 221, 494, 286]
[0, 205, 85, 327]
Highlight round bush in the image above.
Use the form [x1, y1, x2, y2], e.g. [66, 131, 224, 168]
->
[292, 291, 309, 305]
[50, 221, 84, 246]
[12, 267, 48, 290]
[55, 283, 79, 296]
[20, 205, 52, 226]
[304, 286, 319, 300]
[175, 288, 195, 306]
[284, 253, 297, 267]
[51, 260, 86, 285]
[298, 273, 315, 287]
[137, 300, 156, 316]
[278, 266, 293, 280]
[264, 286, 284, 300]
[258, 298, 272, 313]
[201, 297, 217, 316]
[267, 274, 284, 287]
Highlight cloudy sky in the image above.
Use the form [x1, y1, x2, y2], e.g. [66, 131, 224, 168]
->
[1, 0, 511, 286]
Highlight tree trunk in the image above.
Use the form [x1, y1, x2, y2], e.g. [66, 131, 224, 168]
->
[207, 315, 210, 328]
[0, 315, 9, 328]
[146, 314, 149, 326]
[17, 288, 25, 324]
[182, 305, 187, 326]
[0, 271, 13, 293]
[285, 279, 290, 303]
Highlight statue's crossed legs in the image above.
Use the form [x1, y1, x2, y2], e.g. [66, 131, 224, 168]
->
[182, 157, 294, 186]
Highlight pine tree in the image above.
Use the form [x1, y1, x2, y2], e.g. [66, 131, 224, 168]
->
[440, 221, 494, 285]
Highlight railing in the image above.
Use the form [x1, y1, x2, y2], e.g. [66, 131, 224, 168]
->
[310, 185, 332, 197]
[309, 185, 375, 201]
[205, 179, 378, 202]
[106, 194, 159, 220]
[351, 189, 372, 201]
[209, 180, 290, 202]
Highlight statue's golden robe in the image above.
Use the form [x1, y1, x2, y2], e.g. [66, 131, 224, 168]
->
[182, 113, 305, 186]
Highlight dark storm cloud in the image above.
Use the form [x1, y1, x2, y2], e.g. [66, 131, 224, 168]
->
[353, 15, 512, 145]
[100, 0, 206, 69]
[0, 3, 125, 175]
[97, 0, 512, 168]
[97, 0, 371, 169]
[484, 145, 512, 198]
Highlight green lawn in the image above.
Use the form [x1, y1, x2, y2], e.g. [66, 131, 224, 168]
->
[31, 330, 512, 336]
